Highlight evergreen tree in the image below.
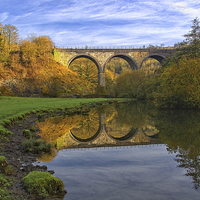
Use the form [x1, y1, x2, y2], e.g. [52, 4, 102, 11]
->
[184, 17, 200, 57]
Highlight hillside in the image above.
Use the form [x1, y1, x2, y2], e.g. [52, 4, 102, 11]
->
[0, 24, 97, 97]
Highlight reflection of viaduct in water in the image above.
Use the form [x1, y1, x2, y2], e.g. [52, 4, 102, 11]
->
[66, 112, 160, 149]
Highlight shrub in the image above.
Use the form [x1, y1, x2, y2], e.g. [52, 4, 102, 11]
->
[0, 156, 15, 175]
[22, 139, 52, 153]
[0, 86, 15, 96]
[37, 114, 45, 122]
[0, 125, 13, 141]
[152, 57, 200, 109]
[96, 85, 107, 97]
[22, 171, 65, 197]
[29, 126, 36, 132]
[114, 70, 147, 99]
[30, 132, 37, 139]
[5, 165, 15, 176]
[0, 156, 8, 174]
[0, 174, 14, 200]
[22, 129, 31, 138]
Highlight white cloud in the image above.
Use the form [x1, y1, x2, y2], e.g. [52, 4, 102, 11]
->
[0, 12, 9, 22]
[1, 0, 199, 46]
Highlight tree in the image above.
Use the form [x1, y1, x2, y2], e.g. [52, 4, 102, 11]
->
[32, 36, 54, 57]
[152, 56, 200, 109]
[148, 18, 200, 109]
[69, 58, 98, 84]
[114, 70, 147, 98]
[183, 17, 200, 57]
[172, 18, 200, 59]
[20, 40, 37, 66]
[184, 18, 200, 44]
[0, 24, 19, 65]
[3, 24, 19, 51]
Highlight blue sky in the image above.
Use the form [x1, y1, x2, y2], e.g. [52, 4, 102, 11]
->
[0, 0, 200, 47]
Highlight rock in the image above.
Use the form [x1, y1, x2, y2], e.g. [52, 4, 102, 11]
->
[48, 170, 55, 174]
[20, 167, 25, 171]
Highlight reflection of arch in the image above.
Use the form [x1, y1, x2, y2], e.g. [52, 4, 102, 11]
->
[70, 125, 101, 142]
[142, 129, 159, 139]
[103, 54, 138, 71]
[68, 54, 101, 72]
[108, 128, 138, 141]
[140, 54, 165, 69]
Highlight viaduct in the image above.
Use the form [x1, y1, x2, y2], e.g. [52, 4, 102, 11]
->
[56, 47, 175, 86]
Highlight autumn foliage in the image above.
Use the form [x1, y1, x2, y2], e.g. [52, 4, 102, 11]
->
[0, 24, 96, 97]
[113, 18, 200, 109]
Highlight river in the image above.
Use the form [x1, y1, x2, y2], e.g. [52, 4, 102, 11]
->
[35, 101, 200, 200]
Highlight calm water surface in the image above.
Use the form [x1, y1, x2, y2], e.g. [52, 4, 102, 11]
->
[36, 102, 200, 200]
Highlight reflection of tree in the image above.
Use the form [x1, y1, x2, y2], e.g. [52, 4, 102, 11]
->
[114, 101, 157, 129]
[37, 109, 100, 143]
[37, 151, 57, 163]
[70, 110, 99, 140]
[175, 149, 200, 190]
[154, 109, 200, 190]
[105, 102, 159, 138]
[36, 115, 84, 143]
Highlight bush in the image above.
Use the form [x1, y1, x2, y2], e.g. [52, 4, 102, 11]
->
[0, 156, 15, 175]
[29, 126, 36, 132]
[114, 70, 147, 99]
[22, 139, 52, 153]
[22, 171, 65, 197]
[0, 86, 15, 96]
[0, 156, 7, 173]
[0, 174, 14, 200]
[22, 129, 31, 138]
[96, 85, 107, 97]
[0, 125, 13, 141]
[152, 57, 200, 109]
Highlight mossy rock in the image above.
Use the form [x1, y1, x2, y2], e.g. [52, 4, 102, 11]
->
[0, 156, 8, 173]
[22, 171, 66, 197]
[0, 156, 15, 175]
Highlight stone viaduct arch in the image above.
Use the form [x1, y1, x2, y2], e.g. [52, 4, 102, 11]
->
[68, 54, 101, 72]
[56, 47, 174, 86]
[103, 54, 138, 71]
[139, 54, 166, 69]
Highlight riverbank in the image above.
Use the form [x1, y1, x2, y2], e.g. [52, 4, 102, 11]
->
[0, 97, 130, 199]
